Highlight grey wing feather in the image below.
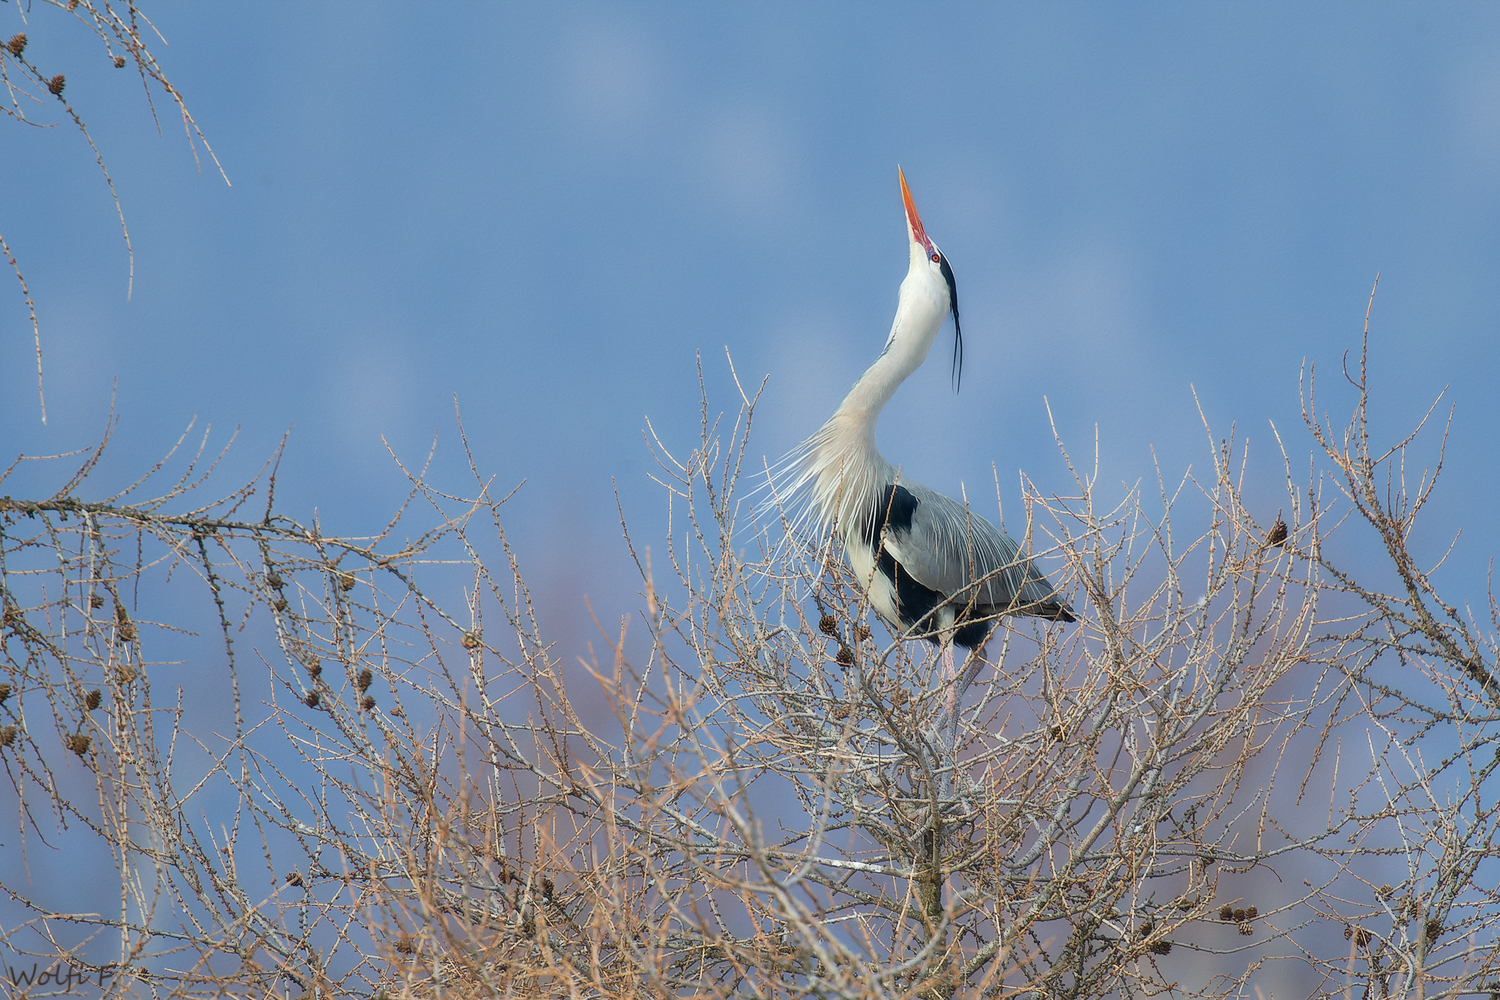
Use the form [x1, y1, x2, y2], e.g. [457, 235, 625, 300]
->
[881, 482, 1064, 613]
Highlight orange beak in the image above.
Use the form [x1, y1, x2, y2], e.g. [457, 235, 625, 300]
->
[899, 166, 935, 255]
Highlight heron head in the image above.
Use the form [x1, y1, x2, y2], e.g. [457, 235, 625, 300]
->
[898, 166, 963, 391]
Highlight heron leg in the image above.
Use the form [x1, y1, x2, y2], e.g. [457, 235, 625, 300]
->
[957, 641, 988, 696]
[942, 640, 959, 754]
[944, 641, 989, 747]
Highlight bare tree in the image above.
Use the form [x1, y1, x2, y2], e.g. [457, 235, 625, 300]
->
[1, 295, 1497, 998]
[1289, 291, 1500, 1000]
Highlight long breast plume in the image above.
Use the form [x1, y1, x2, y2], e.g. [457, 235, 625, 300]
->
[765, 412, 892, 546]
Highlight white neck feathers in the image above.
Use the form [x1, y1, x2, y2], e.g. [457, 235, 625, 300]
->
[777, 261, 949, 542]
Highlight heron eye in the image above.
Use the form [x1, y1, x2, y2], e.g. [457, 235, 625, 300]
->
[930, 252, 941, 263]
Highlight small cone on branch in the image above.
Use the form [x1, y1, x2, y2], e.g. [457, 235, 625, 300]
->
[1267, 516, 1288, 547]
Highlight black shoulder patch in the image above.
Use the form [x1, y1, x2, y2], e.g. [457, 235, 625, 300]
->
[880, 484, 919, 534]
[860, 484, 920, 546]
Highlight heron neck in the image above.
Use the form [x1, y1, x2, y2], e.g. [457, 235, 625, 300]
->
[800, 276, 941, 534]
[835, 358, 898, 437]
[834, 327, 931, 434]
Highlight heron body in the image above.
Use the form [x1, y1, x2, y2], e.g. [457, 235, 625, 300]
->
[784, 168, 1073, 660]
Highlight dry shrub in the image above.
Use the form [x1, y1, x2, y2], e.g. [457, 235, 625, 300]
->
[0, 312, 1497, 999]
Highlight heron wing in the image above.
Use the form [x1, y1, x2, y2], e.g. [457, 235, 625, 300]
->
[877, 481, 1066, 615]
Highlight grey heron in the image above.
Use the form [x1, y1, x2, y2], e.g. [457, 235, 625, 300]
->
[779, 168, 1074, 736]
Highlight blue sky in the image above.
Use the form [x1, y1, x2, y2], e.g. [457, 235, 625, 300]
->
[4, 2, 1499, 655]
